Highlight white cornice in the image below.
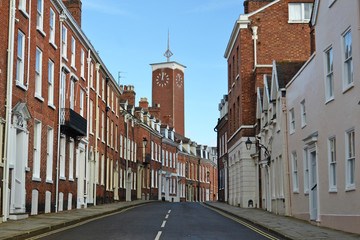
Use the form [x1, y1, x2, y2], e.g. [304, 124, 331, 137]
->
[150, 61, 186, 72]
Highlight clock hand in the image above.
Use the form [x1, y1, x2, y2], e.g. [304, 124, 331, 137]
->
[161, 72, 164, 80]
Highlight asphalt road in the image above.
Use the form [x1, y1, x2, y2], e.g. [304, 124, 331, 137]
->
[36, 202, 283, 240]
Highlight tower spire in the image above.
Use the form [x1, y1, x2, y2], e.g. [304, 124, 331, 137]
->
[163, 28, 173, 62]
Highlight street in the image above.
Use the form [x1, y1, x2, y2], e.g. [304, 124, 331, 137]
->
[35, 202, 283, 240]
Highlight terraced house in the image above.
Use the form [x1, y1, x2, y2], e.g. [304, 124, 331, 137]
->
[0, 0, 217, 222]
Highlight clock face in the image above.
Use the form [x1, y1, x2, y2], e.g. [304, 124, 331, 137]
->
[155, 71, 169, 87]
[175, 73, 183, 88]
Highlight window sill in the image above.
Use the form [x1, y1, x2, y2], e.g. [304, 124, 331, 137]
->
[32, 177, 41, 182]
[293, 190, 299, 194]
[325, 97, 334, 105]
[89, 132, 94, 136]
[25, 167, 30, 172]
[301, 124, 307, 129]
[46, 179, 53, 184]
[343, 83, 354, 94]
[19, 8, 29, 18]
[59, 176, 66, 181]
[37, 28, 47, 37]
[112, 110, 115, 114]
[289, 130, 295, 135]
[71, 65, 77, 72]
[328, 188, 337, 193]
[62, 56, 68, 62]
[345, 186, 356, 192]
[50, 41, 58, 50]
[90, 87, 95, 92]
[69, 178, 74, 182]
[97, 137, 100, 140]
[329, 0, 336, 8]
[288, 20, 310, 24]
[16, 81, 28, 91]
[48, 104, 56, 110]
[81, 76, 86, 81]
[35, 94, 44, 102]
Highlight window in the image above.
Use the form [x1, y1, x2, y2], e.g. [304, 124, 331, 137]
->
[101, 154, 105, 185]
[81, 49, 85, 78]
[59, 136, 65, 179]
[46, 127, 53, 182]
[35, 48, 43, 99]
[300, 100, 306, 127]
[71, 37, 76, 68]
[328, 137, 337, 191]
[110, 121, 113, 148]
[33, 120, 41, 179]
[19, 0, 27, 12]
[170, 153, 172, 168]
[70, 80, 74, 110]
[289, 108, 295, 134]
[16, 31, 25, 85]
[151, 141, 154, 160]
[120, 135, 123, 158]
[343, 30, 353, 89]
[62, 25, 67, 59]
[49, 8, 55, 44]
[291, 151, 299, 192]
[80, 90, 84, 116]
[89, 100, 93, 134]
[101, 111, 104, 140]
[346, 129, 355, 189]
[303, 148, 309, 193]
[115, 125, 118, 151]
[90, 62, 94, 88]
[106, 117, 109, 145]
[69, 140, 74, 180]
[155, 143, 157, 161]
[102, 78, 105, 99]
[325, 48, 334, 100]
[288, 3, 313, 22]
[48, 59, 54, 106]
[36, 0, 44, 31]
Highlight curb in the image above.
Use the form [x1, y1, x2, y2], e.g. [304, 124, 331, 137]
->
[203, 202, 293, 240]
[5, 201, 158, 240]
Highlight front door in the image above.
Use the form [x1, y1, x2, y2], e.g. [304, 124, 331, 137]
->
[266, 168, 271, 212]
[309, 150, 318, 221]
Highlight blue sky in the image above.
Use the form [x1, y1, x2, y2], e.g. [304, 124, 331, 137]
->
[82, 0, 245, 147]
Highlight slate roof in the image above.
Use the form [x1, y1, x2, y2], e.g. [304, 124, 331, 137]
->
[276, 61, 305, 88]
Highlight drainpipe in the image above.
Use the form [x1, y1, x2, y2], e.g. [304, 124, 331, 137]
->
[25, 0, 31, 87]
[2, 0, 16, 222]
[94, 63, 100, 205]
[251, 26, 272, 70]
[84, 49, 91, 207]
[55, 12, 67, 213]
[282, 94, 292, 216]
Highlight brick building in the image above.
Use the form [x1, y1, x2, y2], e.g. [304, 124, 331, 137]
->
[0, 0, 217, 222]
[222, 0, 312, 208]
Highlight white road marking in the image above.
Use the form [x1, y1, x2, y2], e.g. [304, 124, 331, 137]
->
[165, 214, 169, 219]
[168, 210, 171, 214]
[161, 220, 166, 228]
[155, 231, 162, 240]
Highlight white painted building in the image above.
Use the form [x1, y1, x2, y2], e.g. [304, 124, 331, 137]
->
[286, 0, 360, 234]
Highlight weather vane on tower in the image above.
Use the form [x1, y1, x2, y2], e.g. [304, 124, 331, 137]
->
[163, 29, 173, 62]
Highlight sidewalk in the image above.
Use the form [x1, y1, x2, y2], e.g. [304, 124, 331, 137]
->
[0, 200, 156, 240]
[204, 201, 360, 240]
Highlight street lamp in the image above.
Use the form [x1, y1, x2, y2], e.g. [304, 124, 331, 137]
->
[143, 137, 148, 148]
[245, 137, 271, 165]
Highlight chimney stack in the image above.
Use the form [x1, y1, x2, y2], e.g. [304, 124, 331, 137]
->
[121, 85, 136, 106]
[139, 98, 149, 111]
[62, 0, 82, 27]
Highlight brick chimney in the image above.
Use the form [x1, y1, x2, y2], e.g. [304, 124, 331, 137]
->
[139, 98, 149, 111]
[62, 0, 82, 27]
[121, 85, 136, 106]
[149, 103, 160, 119]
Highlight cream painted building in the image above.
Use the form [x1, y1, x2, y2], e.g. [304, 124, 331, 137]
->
[286, 0, 360, 234]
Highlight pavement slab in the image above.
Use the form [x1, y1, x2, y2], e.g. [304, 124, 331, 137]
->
[204, 201, 360, 240]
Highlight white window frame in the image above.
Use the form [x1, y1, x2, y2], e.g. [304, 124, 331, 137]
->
[16, 31, 25, 86]
[324, 47, 334, 101]
[69, 140, 74, 180]
[303, 147, 309, 194]
[62, 25, 67, 59]
[36, 0, 44, 31]
[291, 151, 299, 192]
[342, 29, 353, 91]
[89, 100, 93, 134]
[328, 137, 337, 192]
[288, 2, 313, 23]
[46, 127, 53, 182]
[49, 8, 56, 45]
[33, 120, 41, 180]
[48, 59, 54, 107]
[71, 37, 76, 69]
[59, 136, 66, 180]
[19, 0, 27, 13]
[80, 89, 84, 116]
[90, 62, 94, 88]
[81, 49, 85, 78]
[289, 108, 295, 134]
[70, 80, 75, 110]
[300, 100, 306, 128]
[35, 47, 43, 100]
[345, 129, 355, 190]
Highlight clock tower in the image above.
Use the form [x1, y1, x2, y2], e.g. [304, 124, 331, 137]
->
[151, 61, 186, 136]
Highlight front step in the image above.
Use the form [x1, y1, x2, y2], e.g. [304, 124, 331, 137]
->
[9, 213, 29, 220]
